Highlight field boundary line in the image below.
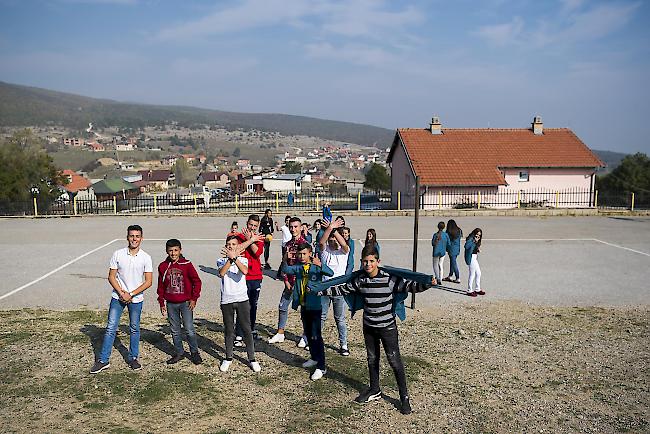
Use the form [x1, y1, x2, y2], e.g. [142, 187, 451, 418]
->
[592, 238, 650, 257]
[0, 238, 120, 301]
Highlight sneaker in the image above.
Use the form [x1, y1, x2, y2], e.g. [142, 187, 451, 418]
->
[305, 345, 310, 351]
[477, 290, 486, 296]
[442, 276, 452, 282]
[264, 263, 272, 270]
[190, 352, 203, 365]
[220, 360, 232, 372]
[129, 359, 142, 371]
[252, 331, 260, 340]
[340, 346, 350, 356]
[400, 396, 412, 415]
[268, 333, 285, 344]
[302, 359, 318, 368]
[452, 279, 461, 284]
[310, 368, 326, 381]
[297, 336, 308, 348]
[355, 389, 382, 403]
[89, 360, 110, 374]
[467, 291, 477, 297]
[166, 353, 185, 365]
[234, 336, 245, 347]
[250, 361, 261, 372]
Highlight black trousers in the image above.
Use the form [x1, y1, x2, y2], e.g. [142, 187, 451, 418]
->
[363, 323, 408, 398]
[263, 240, 271, 264]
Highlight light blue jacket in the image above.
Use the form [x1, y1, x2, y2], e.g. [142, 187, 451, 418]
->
[282, 262, 334, 310]
[464, 238, 477, 265]
[345, 239, 355, 275]
[432, 231, 450, 257]
[447, 229, 463, 257]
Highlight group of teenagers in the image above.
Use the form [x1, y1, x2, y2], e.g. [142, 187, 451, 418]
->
[89, 209, 484, 415]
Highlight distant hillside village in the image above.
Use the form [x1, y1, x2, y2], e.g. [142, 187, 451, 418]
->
[35, 124, 389, 201]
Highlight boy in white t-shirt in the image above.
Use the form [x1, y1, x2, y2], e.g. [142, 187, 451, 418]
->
[91, 225, 153, 374]
[217, 235, 260, 373]
[318, 217, 350, 356]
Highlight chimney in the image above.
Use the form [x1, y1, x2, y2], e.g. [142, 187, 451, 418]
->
[429, 116, 442, 135]
[532, 115, 543, 135]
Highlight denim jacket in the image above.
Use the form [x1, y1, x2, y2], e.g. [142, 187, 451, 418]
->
[282, 262, 334, 310]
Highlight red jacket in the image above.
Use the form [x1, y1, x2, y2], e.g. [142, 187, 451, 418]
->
[157, 256, 202, 306]
[236, 233, 264, 281]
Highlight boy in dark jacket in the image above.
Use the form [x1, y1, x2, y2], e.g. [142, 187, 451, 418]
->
[157, 239, 203, 365]
[282, 242, 333, 380]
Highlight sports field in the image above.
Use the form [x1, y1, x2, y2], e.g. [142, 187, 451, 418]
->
[0, 215, 648, 433]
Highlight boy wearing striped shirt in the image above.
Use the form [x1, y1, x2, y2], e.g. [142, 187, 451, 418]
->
[312, 244, 436, 414]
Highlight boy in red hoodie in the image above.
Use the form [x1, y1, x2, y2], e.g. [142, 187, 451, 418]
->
[157, 239, 203, 365]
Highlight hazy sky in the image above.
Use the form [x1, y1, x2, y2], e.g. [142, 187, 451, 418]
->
[1, 0, 648, 153]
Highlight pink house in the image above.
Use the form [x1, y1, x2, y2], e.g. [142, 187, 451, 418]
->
[387, 116, 605, 209]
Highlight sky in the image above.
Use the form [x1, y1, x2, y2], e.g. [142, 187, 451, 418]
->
[0, 0, 649, 153]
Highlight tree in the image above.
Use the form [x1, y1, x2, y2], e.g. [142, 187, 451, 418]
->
[233, 147, 241, 158]
[0, 129, 66, 207]
[364, 163, 390, 192]
[596, 153, 650, 193]
[285, 161, 302, 174]
[173, 158, 192, 187]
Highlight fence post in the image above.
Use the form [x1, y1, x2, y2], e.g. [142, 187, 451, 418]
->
[315, 193, 320, 211]
[33, 197, 38, 216]
[73, 195, 78, 215]
[193, 194, 198, 214]
[397, 191, 401, 211]
[594, 190, 598, 208]
[631, 192, 635, 211]
[517, 190, 521, 209]
[154, 194, 158, 214]
[357, 191, 361, 211]
[411, 176, 420, 309]
[478, 191, 481, 209]
[438, 191, 442, 209]
[555, 191, 559, 208]
[235, 194, 239, 213]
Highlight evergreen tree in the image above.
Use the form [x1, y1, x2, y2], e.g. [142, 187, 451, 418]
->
[364, 163, 390, 192]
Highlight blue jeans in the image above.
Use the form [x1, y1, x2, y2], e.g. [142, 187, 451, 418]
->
[320, 295, 348, 347]
[235, 279, 261, 338]
[301, 307, 325, 370]
[448, 254, 460, 280]
[167, 301, 198, 355]
[277, 288, 292, 330]
[99, 298, 143, 363]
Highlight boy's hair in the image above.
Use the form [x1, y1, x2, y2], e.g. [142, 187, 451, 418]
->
[248, 214, 260, 223]
[127, 224, 143, 234]
[265, 208, 272, 214]
[231, 221, 238, 227]
[296, 242, 312, 252]
[289, 216, 302, 225]
[437, 221, 445, 230]
[165, 238, 182, 249]
[285, 215, 291, 221]
[226, 234, 240, 243]
[361, 244, 379, 259]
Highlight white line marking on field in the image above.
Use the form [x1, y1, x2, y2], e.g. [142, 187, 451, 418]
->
[0, 239, 120, 301]
[380, 238, 595, 241]
[146, 238, 225, 241]
[592, 239, 650, 257]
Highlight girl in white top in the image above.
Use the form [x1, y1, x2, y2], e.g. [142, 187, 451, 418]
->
[217, 235, 260, 372]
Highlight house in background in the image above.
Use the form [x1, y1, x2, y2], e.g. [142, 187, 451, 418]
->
[137, 169, 175, 191]
[388, 116, 605, 209]
[262, 174, 310, 193]
[60, 169, 92, 200]
[231, 174, 264, 194]
[197, 171, 230, 189]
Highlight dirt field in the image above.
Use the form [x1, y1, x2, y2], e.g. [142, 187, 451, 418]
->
[1, 302, 648, 434]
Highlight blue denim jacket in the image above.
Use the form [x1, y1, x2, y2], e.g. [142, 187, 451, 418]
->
[282, 262, 334, 310]
[464, 238, 477, 265]
[447, 229, 463, 257]
[432, 231, 450, 257]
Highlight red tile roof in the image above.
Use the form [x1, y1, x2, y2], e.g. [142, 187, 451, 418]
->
[138, 169, 172, 182]
[60, 170, 91, 193]
[391, 128, 604, 186]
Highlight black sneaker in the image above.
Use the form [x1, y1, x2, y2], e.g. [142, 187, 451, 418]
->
[190, 352, 203, 365]
[354, 388, 382, 404]
[89, 360, 110, 374]
[264, 264, 272, 270]
[339, 346, 350, 356]
[129, 359, 142, 371]
[400, 396, 412, 415]
[166, 353, 184, 365]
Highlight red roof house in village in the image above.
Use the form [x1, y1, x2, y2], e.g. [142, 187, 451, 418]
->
[60, 170, 92, 197]
[388, 116, 604, 208]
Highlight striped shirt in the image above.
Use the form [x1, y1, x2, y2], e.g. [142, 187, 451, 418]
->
[319, 269, 431, 328]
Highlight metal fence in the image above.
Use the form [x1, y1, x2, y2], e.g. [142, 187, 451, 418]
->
[1, 188, 647, 216]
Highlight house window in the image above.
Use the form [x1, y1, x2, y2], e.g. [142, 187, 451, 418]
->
[518, 170, 529, 182]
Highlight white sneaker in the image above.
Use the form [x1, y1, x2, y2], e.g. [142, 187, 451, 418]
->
[310, 368, 326, 381]
[268, 333, 285, 344]
[302, 359, 318, 368]
[250, 361, 261, 372]
[297, 336, 307, 348]
[234, 336, 244, 347]
[219, 360, 232, 372]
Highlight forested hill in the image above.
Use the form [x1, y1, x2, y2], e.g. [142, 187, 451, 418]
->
[0, 81, 395, 147]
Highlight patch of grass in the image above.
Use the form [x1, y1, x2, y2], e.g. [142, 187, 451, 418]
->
[0, 331, 34, 346]
[83, 401, 109, 410]
[254, 376, 273, 387]
[109, 427, 139, 434]
[319, 404, 353, 419]
[62, 310, 106, 325]
[137, 371, 210, 404]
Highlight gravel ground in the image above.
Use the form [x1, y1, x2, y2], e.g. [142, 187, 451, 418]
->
[1, 302, 648, 433]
